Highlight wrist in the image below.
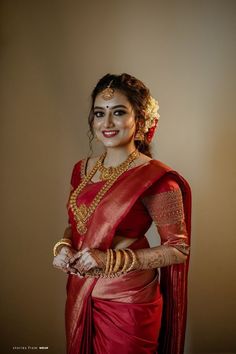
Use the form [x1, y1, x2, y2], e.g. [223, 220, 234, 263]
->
[63, 225, 72, 240]
[53, 238, 72, 257]
[84, 248, 138, 278]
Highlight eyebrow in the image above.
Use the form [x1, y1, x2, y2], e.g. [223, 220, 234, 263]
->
[93, 104, 128, 110]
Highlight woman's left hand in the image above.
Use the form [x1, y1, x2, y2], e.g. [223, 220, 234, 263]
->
[69, 247, 107, 274]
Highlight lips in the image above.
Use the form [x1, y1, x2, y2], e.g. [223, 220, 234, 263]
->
[102, 130, 119, 138]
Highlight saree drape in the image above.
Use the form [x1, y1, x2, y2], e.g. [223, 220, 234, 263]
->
[65, 160, 191, 354]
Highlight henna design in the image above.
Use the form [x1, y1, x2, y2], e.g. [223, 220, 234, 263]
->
[135, 245, 185, 270]
[90, 249, 107, 270]
[173, 243, 190, 255]
[69, 248, 107, 275]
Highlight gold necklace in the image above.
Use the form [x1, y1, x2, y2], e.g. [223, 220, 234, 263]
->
[98, 151, 137, 181]
[69, 150, 138, 235]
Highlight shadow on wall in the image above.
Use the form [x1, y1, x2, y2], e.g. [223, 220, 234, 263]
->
[186, 69, 236, 352]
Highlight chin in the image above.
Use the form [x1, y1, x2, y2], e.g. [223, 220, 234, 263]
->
[101, 141, 120, 148]
[98, 134, 135, 148]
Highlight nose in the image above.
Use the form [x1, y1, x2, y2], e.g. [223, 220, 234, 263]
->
[103, 111, 114, 128]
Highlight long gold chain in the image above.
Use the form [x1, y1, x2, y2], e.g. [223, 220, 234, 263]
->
[69, 150, 138, 235]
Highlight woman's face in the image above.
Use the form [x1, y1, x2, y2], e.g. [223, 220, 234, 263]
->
[93, 90, 136, 149]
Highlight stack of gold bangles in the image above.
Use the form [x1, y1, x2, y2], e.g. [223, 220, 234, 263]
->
[53, 240, 137, 278]
[84, 248, 137, 278]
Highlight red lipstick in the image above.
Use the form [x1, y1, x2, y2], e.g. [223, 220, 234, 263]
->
[102, 130, 119, 138]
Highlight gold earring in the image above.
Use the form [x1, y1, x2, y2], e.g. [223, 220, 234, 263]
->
[134, 128, 144, 141]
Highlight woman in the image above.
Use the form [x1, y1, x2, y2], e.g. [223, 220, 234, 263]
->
[53, 73, 191, 354]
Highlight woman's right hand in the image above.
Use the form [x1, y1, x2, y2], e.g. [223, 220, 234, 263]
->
[53, 246, 77, 274]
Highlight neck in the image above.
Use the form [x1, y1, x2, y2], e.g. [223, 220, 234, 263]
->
[103, 144, 137, 167]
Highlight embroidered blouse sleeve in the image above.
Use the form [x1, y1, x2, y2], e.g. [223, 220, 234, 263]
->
[142, 174, 190, 256]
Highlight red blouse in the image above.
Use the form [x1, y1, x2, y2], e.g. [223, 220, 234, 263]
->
[67, 159, 190, 255]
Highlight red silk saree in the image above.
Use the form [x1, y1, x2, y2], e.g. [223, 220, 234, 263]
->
[65, 159, 191, 354]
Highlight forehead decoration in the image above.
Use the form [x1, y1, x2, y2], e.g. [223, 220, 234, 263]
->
[101, 80, 115, 100]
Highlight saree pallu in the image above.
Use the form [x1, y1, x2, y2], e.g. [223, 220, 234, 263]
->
[65, 160, 192, 354]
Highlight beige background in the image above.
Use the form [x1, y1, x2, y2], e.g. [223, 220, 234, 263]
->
[1, 1, 236, 353]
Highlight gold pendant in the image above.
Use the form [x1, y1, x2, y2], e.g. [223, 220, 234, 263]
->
[77, 222, 87, 235]
[76, 204, 88, 234]
[100, 167, 115, 181]
[77, 204, 88, 220]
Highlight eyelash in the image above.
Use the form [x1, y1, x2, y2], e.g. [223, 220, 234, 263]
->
[94, 112, 104, 118]
[94, 110, 126, 118]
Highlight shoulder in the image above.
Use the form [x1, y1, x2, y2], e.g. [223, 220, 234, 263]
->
[143, 164, 191, 205]
[142, 158, 189, 195]
[69, 156, 91, 188]
[143, 172, 182, 197]
[70, 155, 100, 179]
[69, 159, 83, 188]
[149, 158, 173, 173]
[70, 159, 84, 175]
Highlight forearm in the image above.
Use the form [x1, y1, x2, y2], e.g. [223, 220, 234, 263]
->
[67, 245, 188, 278]
[135, 245, 188, 270]
[63, 225, 72, 240]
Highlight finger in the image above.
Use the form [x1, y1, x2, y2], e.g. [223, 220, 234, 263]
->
[69, 248, 89, 266]
[54, 256, 73, 272]
[77, 254, 88, 272]
[80, 258, 95, 273]
[54, 263, 69, 273]
[60, 246, 72, 255]
[82, 252, 99, 270]
[69, 251, 83, 265]
[53, 256, 69, 268]
[72, 263, 84, 274]
[65, 262, 77, 273]
[68, 249, 92, 273]
[79, 252, 90, 264]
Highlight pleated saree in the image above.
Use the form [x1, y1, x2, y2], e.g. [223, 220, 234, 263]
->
[65, 159, 191, 354]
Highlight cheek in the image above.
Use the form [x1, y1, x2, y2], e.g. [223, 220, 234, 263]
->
[119, 117, 136, 129]
[93, 120, 101, 130]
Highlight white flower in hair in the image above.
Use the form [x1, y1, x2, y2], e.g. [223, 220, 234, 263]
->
[144, 96, 160, 133]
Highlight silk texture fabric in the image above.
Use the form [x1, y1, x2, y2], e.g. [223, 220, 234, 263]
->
[65, 160, 191, 354]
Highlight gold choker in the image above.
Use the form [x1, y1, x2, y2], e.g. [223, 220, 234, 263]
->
[98, 150, 138, 181]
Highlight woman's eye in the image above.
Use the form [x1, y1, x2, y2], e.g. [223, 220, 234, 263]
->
[94, 111, 104, 118]
[114, 110, 126, 116]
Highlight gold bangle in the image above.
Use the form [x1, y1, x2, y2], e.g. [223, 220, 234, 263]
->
[120, 250, 129, 273]
[113, 250, 121, 273]
[108, 249, 114, 275]
[125, 248, 137, 273]
[53, 240, 72, 257]
[61, 238, 72, 245]
[60, 237, 72, 243]
[105, 249, 110, 275]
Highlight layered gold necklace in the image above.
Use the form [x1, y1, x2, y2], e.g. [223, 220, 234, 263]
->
[69, 150, 138, 235]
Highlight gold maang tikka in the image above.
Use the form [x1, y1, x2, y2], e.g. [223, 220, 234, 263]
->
[101, 80, 115, 100]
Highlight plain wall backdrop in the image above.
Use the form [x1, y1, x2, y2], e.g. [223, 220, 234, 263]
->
[1, 1, 236, 353]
